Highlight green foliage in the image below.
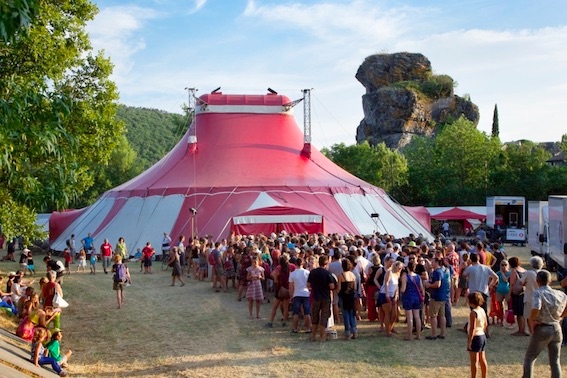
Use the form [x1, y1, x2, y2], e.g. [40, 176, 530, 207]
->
[116, 106, 189, 170]
[399, 118, 563, 206]
[322, 141, 408, 192]
[0, 189, 44, 244]
[0, 0, 122, 240]
[402, 117, 500, 205]
[0, 0, 39, 42]
[391, 74, 454, 101]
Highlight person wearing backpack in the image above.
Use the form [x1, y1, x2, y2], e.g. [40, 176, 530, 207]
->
[112, 255, 130, 309]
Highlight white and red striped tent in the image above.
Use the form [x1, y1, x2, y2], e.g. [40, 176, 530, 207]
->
[49, 92, 433, 252]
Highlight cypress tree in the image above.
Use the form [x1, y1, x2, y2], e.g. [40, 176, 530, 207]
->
[492, 104, 499, 137]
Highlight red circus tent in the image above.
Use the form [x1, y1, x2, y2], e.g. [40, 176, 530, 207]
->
[49, 91, 433, 252]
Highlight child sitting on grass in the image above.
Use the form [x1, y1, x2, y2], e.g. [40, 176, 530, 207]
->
[46, 329, 73, 368]
[31, 326, 67, 377]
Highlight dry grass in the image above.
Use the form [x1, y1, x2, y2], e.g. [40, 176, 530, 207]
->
[1, 246, 566, 377]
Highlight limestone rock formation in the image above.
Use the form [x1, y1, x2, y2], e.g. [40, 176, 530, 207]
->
[355, 52, 480, 149]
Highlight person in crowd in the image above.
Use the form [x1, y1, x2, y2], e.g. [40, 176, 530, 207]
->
[63, 248, 71, 275]
[307, 255, 336, 341]
[40, 271, 63, 310]
[374, 256, 393, 332]
[76, 249, 86, 273]
[167, 246, 186, 287]
[31, 327, 67, 376]
[492, 259, 510, 326]
[112, 255, 131, 309]
[425, 257, 450, 340]
[81, 233, 94, 256]
[26, 249, 36, 275]
[211, 242, 226, 292]
[467, 292, 488, 378]
[198, 245, 208, 282]
[46, 330, 73, 369]
[19, 248, 29, 275]
[43, 256, 65, 284]
[445, 242, 460, 305]
[190, 238, 201, 278]
[115, 237, 128, 262]
[266, 255, 292, 328]
[462, 253, 499, 335]
[338, 258, 357, 339]
[455, 253, 470, 307]
[223, 246, 237, 289]
[509, 256, 528, 336]
[523, 270, 567, 378]
[17, 304, 60, 341]
[289, 257, 312, 333]
[177, 235, 187, 276]
[161, 232, 172, 261]
[327, 250, 343, 325]
[246, 254, 265, 319]
[90, 250, 97, 274]
[380, 260, 402, 337]
[68, 234, 76, 261]
[237, 247, 252, 301]
[365, 254, 382, 323]
[100, 239, 113, 274]
[521, 256, 544, 334]
[142, 242, 155, 274]
[401, 260, 424, 341]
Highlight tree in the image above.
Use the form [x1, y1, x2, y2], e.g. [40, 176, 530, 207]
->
[322, 141, 408, 192]
[0, 0, 122, 241]
[0, 0, 39, 42]
[492, 104, 499, 137]
[403, 116, 500, 205]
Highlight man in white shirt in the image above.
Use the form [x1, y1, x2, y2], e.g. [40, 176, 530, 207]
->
[523, 270, 567, 378]
[289, 257, 312, 333]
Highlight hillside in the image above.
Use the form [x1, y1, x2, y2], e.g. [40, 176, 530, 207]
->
[116, 105, 189, 169]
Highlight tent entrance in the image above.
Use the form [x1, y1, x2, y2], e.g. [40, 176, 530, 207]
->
[230, 206, 324, 235]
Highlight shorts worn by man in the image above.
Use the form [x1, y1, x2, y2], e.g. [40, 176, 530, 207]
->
[307, 255, 336, 341]
[523, 270, 567, 378]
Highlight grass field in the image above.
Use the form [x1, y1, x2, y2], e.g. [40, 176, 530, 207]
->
[1, 246, 566, 377]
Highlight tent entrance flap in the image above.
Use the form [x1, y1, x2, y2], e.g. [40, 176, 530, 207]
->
[230, 206, 324, 235]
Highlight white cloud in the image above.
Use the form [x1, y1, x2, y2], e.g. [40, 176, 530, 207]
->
[91, 0, 567, 147]
[87, 6, 163, 82]
[188, 0, 208, 14]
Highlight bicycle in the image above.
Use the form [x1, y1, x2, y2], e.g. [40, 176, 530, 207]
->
[161, 251, 171, 271]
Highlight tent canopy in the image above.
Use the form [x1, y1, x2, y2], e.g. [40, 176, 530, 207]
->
[430, 207, 486, 221]
[49, 92, 433, 252]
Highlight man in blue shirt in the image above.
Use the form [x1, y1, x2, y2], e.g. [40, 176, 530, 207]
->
[81, 233, 94, 254]
[425, 257, 451, 340]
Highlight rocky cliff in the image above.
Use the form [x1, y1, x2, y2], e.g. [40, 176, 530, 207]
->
[355, 52, 480, 149]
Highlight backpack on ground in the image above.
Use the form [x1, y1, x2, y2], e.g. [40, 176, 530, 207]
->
[114, 263, 126, 282]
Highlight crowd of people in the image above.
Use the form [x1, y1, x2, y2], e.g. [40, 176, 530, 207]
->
[1, 229, 566, 377]
[184, 231, 567, 378]
[0, 250, 71, 376]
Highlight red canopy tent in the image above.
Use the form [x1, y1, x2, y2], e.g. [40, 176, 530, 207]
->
[430, 207, 485, 231]
[49, 91, 433, 252]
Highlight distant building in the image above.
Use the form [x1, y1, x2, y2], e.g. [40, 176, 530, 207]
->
[546, 150, 566, 166]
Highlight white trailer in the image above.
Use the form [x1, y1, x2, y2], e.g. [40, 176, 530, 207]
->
[486, 196, 526, 243]
[548, 195, 567, 270]
[528, 201, 549, 257]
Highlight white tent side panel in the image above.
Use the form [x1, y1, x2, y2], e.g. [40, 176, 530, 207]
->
[96, 195, 185, 255]
[51, 198, 115, 251]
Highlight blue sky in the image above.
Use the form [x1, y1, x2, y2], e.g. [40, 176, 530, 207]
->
[87, 0, 567, 148]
